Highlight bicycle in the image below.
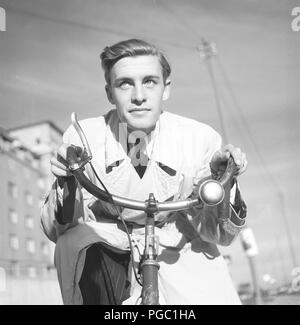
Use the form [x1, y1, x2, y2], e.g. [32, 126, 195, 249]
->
[63, 112, 237, 305]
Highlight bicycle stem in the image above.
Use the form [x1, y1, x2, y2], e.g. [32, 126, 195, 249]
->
[140, 193, 160, 305]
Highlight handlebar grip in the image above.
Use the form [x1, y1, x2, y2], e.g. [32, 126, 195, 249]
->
[219, 157, 238, 188]
[72, 168, 113, 203]
[62, 176, 77, 224]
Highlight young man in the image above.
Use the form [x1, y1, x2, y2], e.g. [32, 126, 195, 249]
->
[41, 39, 248, 305]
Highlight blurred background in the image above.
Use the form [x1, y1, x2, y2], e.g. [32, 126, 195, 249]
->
[0, 0, 299, 305]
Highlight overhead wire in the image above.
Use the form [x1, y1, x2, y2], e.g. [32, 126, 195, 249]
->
[213, 56, 298, 268]
[202, 51, 229, 143]
[4, 4, 194, 51]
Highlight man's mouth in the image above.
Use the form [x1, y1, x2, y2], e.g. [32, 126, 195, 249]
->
[128, 107, 151, 113]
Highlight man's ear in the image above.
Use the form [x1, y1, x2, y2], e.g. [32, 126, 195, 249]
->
[105, 85, 115, 105]
[163, 79, 171, 101]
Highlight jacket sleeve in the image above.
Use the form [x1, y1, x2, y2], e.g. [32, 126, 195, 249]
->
[190, 180, 247, 246]
[187, 129, 247, 246]
[40, 178, 87, 243]
[40, 125, 92, 243]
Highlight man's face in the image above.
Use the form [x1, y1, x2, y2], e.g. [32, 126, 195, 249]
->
[105, 55, 170, 134]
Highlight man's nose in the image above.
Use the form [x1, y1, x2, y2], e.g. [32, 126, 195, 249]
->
[132, 85, 146, 104]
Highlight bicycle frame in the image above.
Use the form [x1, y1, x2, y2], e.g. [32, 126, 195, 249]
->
[64, 112, 237, 305]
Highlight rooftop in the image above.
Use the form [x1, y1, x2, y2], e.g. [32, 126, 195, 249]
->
[8, 120, 63, 136]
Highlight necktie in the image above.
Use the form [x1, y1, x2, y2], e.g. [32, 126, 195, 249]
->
[128, 138, 149, 178]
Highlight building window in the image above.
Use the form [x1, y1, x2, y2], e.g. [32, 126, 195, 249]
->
[16, 149, 25, 161]
[24, 169, 31, 180]
[31, 159, 39, 169]
[37, 178, 45, 190]
[27, 266, 36, 278]
[26, 239, 35, 254]
[0, 267, 6, 291]
[41, 266, 48, 278]
[25, 215, 34, 229]
[8, 158, 16, 172]
[9, 235, 19, 250]
[41, 242, 49, 256]
[8, 182, 18, 199]
[38, 199, 45, 209]
[8, 209, 18, 224]
[25, 191, 33, 206]
[10, 261, 20, 277]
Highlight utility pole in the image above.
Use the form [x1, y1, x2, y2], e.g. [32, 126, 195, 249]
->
[240, 227, 262, 305]
[278, 191, 298, 269]
[275, 235, 289, 285]
[198, 39, 262, 304]
[197, 39, 229, 143]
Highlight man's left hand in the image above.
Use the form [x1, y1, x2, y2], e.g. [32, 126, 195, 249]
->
[210, 144, 247, 178]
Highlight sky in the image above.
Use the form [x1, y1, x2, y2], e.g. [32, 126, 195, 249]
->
[0, 0, 299, 288]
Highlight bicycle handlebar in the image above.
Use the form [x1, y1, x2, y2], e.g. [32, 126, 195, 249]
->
[67, 112, 238, 212]
[71, 168, 201, 212]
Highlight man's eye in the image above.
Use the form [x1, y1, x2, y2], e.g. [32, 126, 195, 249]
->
[119, 81, 131, 89]
[144, 80, 156, 87]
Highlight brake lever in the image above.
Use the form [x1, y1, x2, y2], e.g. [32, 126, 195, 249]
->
[71, 112, 93, 160]
[66, 146, 91, 172]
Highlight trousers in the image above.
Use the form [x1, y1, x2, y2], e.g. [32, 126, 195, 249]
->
[79, 242, 131, 305]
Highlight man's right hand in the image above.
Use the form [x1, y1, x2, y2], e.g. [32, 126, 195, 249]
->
[50, 143, 86, 178]
[50, 144, 86, 224]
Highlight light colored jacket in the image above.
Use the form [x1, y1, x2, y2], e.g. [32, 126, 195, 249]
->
[40, 109, 246, 305]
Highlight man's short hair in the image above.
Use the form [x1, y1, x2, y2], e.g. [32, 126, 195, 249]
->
[100, 39, 171, 85]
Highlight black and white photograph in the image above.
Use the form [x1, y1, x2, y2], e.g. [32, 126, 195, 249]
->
[0, 0, 299, 307]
